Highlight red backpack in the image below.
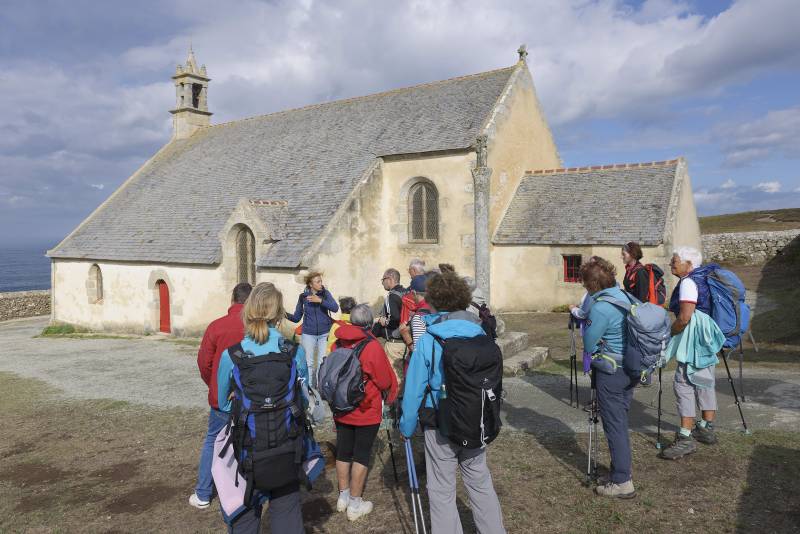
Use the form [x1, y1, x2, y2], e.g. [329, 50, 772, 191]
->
[644, 264, 666, 305]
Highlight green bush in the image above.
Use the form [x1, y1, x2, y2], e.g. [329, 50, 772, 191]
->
[551, 304, 571, 313]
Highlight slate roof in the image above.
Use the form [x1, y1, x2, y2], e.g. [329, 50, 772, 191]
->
[49, 66, 517, 267]
[493, 160, 680, 246]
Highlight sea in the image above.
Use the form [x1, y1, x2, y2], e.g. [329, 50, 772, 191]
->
[0, 244, 53, 293]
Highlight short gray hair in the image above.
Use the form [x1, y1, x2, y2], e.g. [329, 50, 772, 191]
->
[673, 246, 703, 268]
[383, 268, 400, 284]
[349, 304, 373, 327]
[409, 259, 426, 275]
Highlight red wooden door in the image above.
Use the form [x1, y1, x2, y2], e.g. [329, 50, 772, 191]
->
[157, 280, 171, 333]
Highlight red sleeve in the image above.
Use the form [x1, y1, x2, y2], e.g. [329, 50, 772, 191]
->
[362, 340, 398, 403]
[197, 325, 216, 386]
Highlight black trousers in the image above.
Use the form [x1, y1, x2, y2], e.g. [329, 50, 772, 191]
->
[335, 422, 380, 465]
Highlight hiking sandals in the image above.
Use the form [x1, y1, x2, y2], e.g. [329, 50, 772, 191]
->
[691, 423, 718, 445]
[660, 432, 698, 460]
[595, 480, 636, 499]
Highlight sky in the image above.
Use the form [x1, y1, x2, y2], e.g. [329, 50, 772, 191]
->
[1, 0, 799, 248]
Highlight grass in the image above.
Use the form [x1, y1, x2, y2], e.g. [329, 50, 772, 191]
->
[39, 323, 86, 336]
[1, 371, 799, 533]
[699, 208, 800, 234]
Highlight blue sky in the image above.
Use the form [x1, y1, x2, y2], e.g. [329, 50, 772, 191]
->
[1, 0, 798, 247]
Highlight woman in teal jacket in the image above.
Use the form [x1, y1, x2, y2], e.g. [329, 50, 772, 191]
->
[580, 259, 638, 500]
[400, 272, 506, 534]
[215, 283, 308, 534]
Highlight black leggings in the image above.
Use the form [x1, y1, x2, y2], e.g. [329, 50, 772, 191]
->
[335, 422, 380, 466]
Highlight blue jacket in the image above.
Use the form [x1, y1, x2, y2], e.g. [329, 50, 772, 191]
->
[216, 329, 309, 412]
[399, 311, 484, 438]
[286, 287, 339, 336]
[583, 286, 628, 357]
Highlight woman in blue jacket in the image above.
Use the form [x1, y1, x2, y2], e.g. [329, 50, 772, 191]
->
[285, 270, 338, 389]
[400, 272, 506, 534]
[581, 259, 637, 499]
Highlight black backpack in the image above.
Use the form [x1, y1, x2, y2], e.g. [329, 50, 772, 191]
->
[422, 333, 503, 449]
[471, 301, 498, 339]
[224, 340, 308, 502]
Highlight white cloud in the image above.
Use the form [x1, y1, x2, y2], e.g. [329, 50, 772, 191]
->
[89, 183, 105, 190]
[755, 181, 782, 193]
[694, 180, 800, 215]
[720, 106, 800, 165]
[721, 179, 736, 189]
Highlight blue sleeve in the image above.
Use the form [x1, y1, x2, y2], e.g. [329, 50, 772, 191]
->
[294, 344, 309, 384]
[582, 304, 611, 355]
[217, 350, 234, 412]
[320, 289, 338, 313]
[399, 334, 433, 437]
[286, 294, 304, 323]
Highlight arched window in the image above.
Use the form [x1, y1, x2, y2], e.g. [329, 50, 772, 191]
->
[408, 182, 439, 243]
[236, 226, 256, 285]
[88, 264, 103, 303]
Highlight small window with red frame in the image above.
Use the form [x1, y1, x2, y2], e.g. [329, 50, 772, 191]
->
[563, 255, 582, 283]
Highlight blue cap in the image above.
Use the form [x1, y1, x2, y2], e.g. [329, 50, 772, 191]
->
[409, 274, 427, 292]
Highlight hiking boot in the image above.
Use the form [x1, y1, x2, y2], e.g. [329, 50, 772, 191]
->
[692, 423, 718, 445]
[188, 493, 210, 509]
[660, 433, 697, 460]
[346, 499, 373, 521]
[336, 490, 350, 512]
[595, 480, 636, 499]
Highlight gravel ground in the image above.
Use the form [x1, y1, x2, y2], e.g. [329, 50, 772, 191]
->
[2, 316, 800, 433]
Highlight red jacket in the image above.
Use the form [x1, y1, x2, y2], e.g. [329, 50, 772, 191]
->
[333, 324, 398, 426]
[197, 304, 245, 409]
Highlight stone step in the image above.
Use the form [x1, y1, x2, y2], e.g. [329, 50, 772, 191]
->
[497, 331, 530, 359]
[503, 347, 549, 377]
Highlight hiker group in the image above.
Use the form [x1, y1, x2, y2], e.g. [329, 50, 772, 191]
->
[569, 243, 750, 499]
[192, 260, 504, 533]
[189, 245, 750, 532]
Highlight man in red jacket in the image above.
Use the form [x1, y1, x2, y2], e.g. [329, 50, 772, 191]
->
[189, 283, 252, 510]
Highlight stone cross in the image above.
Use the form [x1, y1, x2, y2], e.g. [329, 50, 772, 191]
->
[517, 44, 528, 61]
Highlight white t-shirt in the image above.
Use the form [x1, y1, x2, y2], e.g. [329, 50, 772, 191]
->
[678, 276, 698, 304]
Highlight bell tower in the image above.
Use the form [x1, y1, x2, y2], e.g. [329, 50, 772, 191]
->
[170, 46, 212, 140]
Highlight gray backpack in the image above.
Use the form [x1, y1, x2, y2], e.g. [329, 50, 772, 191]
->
[596, 291, 671, 382]
[317, 339, 369, 413]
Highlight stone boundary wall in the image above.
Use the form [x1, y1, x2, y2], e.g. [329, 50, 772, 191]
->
[702, 229, 800, 265]
[0, 290, 51, 322]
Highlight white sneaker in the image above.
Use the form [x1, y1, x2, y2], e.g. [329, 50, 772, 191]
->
[188, 493, 210, 509]
[337, 490, 350, 512]
[346, 498, 373, 521]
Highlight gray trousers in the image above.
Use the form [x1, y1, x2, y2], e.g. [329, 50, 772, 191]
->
[674, 363, 717, 418]
[228, 487, 304, 534]
[423, 428, 506, 534]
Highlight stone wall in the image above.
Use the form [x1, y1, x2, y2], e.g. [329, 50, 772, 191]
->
[702, 229, 800, 265]
[0, 290, 51, 322]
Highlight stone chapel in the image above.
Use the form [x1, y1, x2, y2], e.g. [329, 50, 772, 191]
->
[48, 47, 701, 335]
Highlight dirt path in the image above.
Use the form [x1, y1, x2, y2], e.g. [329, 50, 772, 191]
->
[3, 316, 799, 434]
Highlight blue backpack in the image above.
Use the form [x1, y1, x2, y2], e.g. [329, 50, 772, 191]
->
[595, 291, 671, 381]
[701, 264, 751, 349]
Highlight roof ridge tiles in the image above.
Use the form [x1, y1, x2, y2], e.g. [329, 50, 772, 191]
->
[525, 158, 679, 175]
[209, 65, 517, 129]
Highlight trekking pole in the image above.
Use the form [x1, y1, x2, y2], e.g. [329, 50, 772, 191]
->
[568, 316, 579, 408]
[404, 439, 427, 534]
[387, 429, 399, 483]
[738, 340, 746, 402]
[748, 330, 759, 353]
[585, 371, 598, 484]
[656, 365, 663, 450]
[721, 350, 751, 435]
